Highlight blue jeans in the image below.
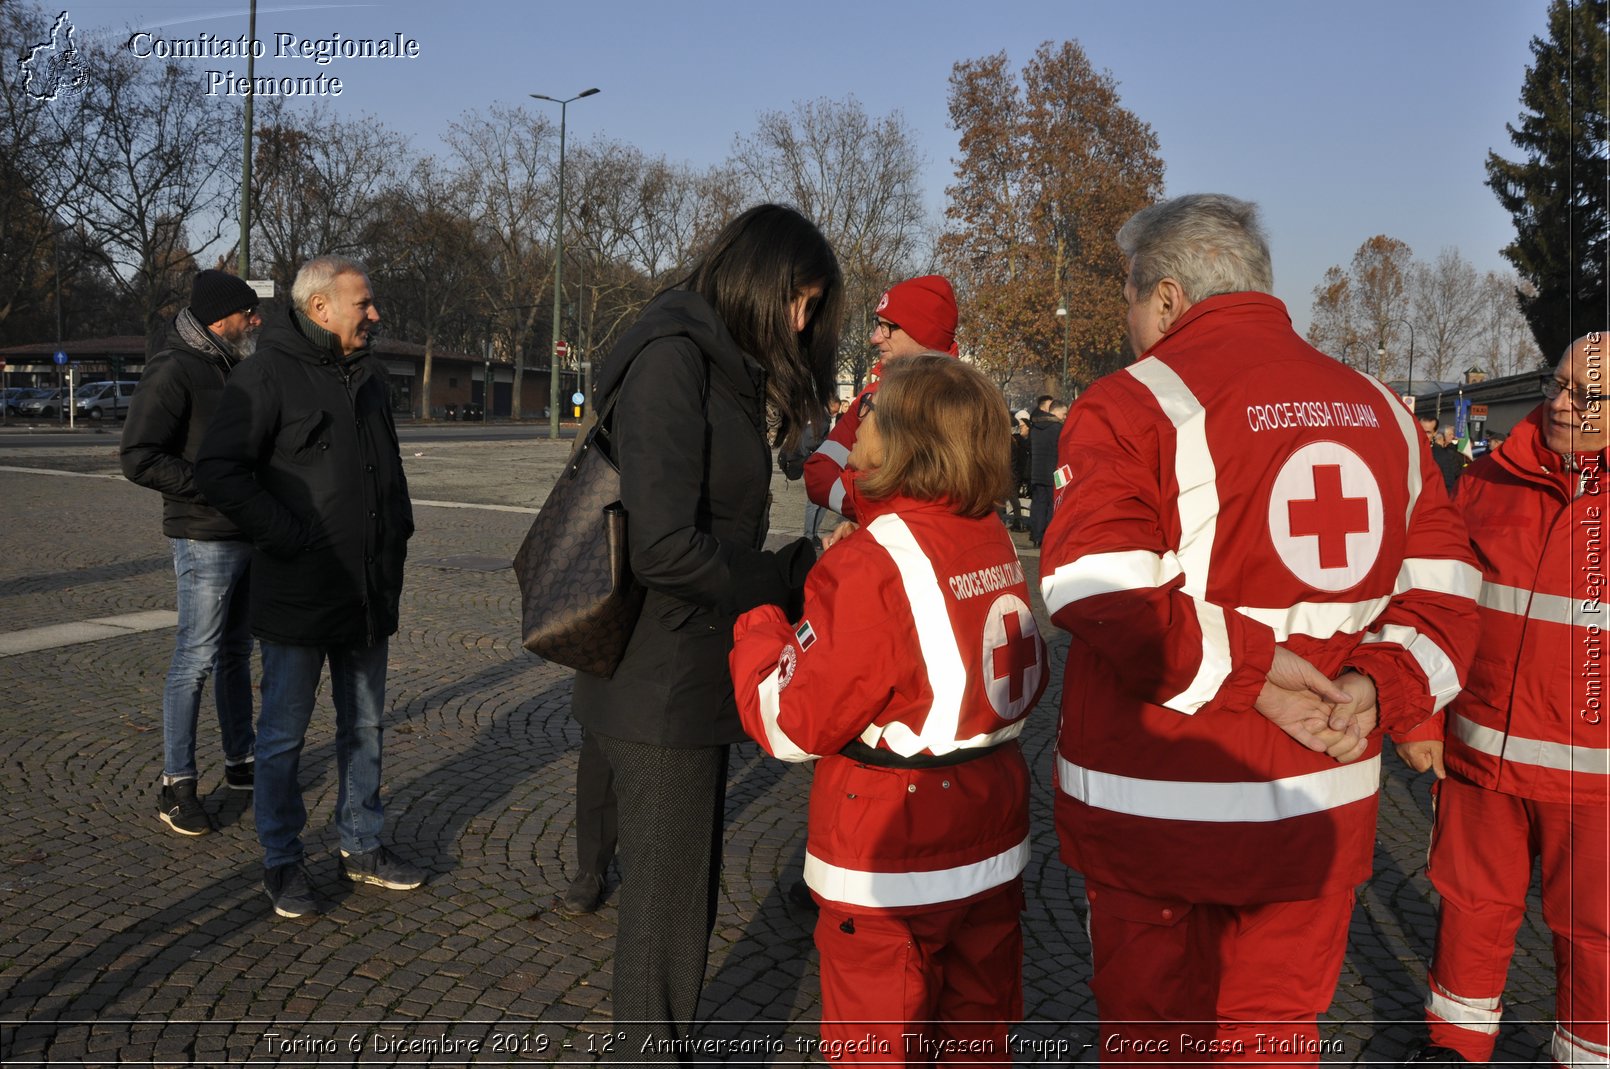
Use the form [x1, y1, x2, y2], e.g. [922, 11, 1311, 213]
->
[162, 538, 255, 781]
[255, 639, 389, 869]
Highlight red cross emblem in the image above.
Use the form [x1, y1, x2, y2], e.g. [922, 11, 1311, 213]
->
[1287, 464, 1370, 570]
[1267, 443, 1385, 591]
[990, 609, 1037, 705]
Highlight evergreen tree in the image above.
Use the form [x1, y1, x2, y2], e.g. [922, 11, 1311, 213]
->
[1485, 0, 1608, 359]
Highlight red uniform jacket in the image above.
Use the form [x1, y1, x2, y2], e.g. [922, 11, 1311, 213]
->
[1402, 407, 1609, 804]
[731, 495, 1048, 913]
[1039, 293, 1480, 904]
[805, 379, 876, 521]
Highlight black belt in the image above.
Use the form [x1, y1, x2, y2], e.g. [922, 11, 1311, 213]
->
[838, 738, 1011, 769]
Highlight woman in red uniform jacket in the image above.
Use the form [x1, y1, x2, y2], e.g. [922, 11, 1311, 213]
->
[731, 354, 1048, 1065]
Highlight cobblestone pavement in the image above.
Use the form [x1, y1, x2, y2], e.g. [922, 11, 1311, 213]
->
[0, 431, 1558, 1066]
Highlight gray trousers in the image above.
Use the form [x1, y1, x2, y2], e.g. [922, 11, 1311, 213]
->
[590, 734, 729, 1063]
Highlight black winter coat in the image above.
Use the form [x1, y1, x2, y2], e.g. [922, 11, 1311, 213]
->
[119, 316, 246, 541]
[570, 291, 815, 747]
[1029, 410, 1064, 486]
[194, 305, 413, 647]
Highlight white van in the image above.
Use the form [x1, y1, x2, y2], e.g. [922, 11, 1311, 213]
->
[74, 380, 138, 420]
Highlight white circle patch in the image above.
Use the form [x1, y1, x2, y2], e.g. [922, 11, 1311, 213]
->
[776, 644, 798, 690]
[982, 594, 1042, 721]
[1267, 441, 1384, 591]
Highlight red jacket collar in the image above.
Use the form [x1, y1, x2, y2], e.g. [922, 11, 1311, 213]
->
[1494, 404, 1605, 487]
[1142, 291, 1291, 358]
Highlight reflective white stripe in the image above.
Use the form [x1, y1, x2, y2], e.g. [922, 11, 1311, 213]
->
[813, 439, 850, 467]
[1236, 597, 1390, 641]
[1041, 549, 1185, 616]
[1167, 602, 1233, 715]
[1481, 580, 1603, 629]
[1451, 712, 1610, 775]
[1399, 557, 1483, 599]
[1234, 558, 1478, 641]
[1127, 359, 1217, 597]
[859, 515, 968, 757]
[1425, 982, 1501, 1034]
[1555, 1025, 1610, 1066]
[804, 835, 1029, 909]
[1056, 754, 1381, 822]
[827, 477, 847, 515]
[756, 666, 819, 762]
[1126, 359, 1232, 715]
[1360, 623, 1462, 711]
[1361, 374, 1424, 520]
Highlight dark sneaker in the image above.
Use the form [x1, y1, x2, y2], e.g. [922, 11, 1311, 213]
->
[224, 761, 254, 791]
[157, 780, 211, 836]
[339, 846, 425, 890]
[264, 861, 318, 918]
[559, 873, 605, 915]
[1403, 1044, 1475, 1064]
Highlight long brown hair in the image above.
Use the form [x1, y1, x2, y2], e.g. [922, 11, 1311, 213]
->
[674, 204, 842, 453]
[857, 354, 1014, 517]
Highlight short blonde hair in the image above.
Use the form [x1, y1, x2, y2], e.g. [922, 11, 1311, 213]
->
[857, 354, 1013, 518]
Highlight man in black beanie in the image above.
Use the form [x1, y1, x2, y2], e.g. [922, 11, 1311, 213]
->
[121, 269, 262, 836]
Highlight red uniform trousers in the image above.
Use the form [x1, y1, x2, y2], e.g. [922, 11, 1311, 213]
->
[1084, 880, 1354, 1066]
[1424, 775, 1610, 1066]
[814, 879, 1024, 1066]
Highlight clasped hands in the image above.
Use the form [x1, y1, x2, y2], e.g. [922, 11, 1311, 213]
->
[1255, 647, 1377, 764]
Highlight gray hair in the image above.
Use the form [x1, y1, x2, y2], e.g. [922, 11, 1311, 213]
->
[1116, 193, 1274, 303]
[291, 255, 368, 314]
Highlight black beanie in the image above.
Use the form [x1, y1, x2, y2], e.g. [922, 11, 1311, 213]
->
[189, 270, 259, 326]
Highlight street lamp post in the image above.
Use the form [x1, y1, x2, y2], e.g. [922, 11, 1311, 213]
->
[1382, 316, 1417, 403]
[531, 87, 599, 440]
[1055, 297, 1069, 399]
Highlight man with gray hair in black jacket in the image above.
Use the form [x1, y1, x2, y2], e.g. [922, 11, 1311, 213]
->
[196, 255, 420, 918]
[121, 269, 261, 837]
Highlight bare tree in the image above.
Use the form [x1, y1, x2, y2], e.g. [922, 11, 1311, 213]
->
[46, 43, 237, 349]
[1304, 235, 1415, 380]
[732, 95, 928, 387]
[1411, 248, 1486, 384]
[248, 99, 408, 291]
[446, 103, 557, 420]
[1476, 270, 1546, 377]
[365, 154, 487, 417]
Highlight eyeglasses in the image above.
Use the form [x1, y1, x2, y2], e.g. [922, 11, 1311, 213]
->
[871, 319, 899, 339]
[1541, 375, 1606, 410]
[857, 393, 876, 419]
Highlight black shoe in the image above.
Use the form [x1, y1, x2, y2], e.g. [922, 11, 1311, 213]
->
[786, 880, 818, 912]
[157, 780, 211, 836]
[264, 861, 318, 918]
[339, 845, 425, 890]
[224, 760, 254, 791]
[559, 872, 605, 914]
[1403, 1044, 1475, 1064]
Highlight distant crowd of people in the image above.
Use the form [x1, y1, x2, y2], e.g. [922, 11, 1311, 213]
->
[121, 195, 1604, 1067]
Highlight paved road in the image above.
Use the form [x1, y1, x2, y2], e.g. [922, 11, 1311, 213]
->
[0, 434, 1558, 1065]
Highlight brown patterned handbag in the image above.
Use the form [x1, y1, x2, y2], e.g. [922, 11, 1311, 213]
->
[513, 387, 643, 677]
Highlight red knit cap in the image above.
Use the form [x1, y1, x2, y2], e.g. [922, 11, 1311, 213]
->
[875, 275, 958, 355]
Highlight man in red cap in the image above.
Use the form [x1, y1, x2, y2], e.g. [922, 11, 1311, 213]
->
[804, 275, 958, 522]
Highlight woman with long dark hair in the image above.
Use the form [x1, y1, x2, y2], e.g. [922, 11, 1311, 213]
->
[570, 203, 842, 1055]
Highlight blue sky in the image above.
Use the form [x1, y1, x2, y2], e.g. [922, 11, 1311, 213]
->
[61, 0, 1550, 334]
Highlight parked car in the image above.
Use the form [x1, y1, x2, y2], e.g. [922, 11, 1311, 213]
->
[2, 387, 43, 416]
[74, 380, 138, 420]
[19, 388, 64, 419]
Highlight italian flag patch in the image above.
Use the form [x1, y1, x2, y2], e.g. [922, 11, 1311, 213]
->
[1053, 464, 1073, 490]
[795, 620, 818, 650]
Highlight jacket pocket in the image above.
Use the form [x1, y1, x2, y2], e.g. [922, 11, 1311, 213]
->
[279, 410, 332, 464]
